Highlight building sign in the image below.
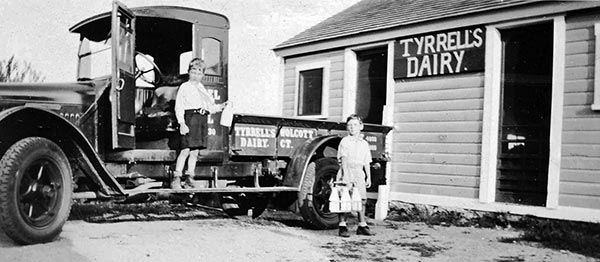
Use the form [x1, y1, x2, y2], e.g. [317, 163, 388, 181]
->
[394, 26, 485, 79]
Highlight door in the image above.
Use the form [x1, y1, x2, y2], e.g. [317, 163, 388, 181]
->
[496, 22, 553, 206]
[193, 23, 228, 156]
[356, 47, 387, 124]
[110, 1, 136, 149]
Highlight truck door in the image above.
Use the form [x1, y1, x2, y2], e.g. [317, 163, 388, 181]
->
[110, 1, 136, 149]
[194, 24, 228, 155]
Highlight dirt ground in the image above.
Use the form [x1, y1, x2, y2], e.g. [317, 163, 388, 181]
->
[0, 203, 598, 262]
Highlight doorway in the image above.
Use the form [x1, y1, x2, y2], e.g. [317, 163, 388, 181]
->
[496, 22, 553, 206]
[356, 47, 387, 124]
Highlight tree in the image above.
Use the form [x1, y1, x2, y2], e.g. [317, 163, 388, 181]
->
[0, 55, 45, 82]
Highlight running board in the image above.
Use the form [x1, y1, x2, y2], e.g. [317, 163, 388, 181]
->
[125, 186, 299, 195]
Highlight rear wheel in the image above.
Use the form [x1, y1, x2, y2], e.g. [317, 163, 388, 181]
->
[0, 137, 73, 244]
[298, 158, 339, 229]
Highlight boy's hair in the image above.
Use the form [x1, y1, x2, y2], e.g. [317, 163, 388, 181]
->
[188, 58, 206, 73]
[346, 114, 363, 123]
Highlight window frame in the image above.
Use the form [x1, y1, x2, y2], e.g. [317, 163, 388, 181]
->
[294, 61, 330, 118]
[593, 23, 600, 110]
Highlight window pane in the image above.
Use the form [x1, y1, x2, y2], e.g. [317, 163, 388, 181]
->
[78, 38, 112, 79]
[202, 38, 221, 75]
[298, 68, 323, 116]
[118, 25, 134, 72]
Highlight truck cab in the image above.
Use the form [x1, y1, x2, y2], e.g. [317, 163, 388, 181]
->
[0, 1, 392, 245]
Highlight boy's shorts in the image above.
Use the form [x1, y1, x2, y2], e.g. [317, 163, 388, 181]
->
[181, 111, 208, 150]
[340, 166, 367, 200]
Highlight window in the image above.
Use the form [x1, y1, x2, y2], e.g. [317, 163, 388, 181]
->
[202, 38, 222, 76]
[77, 38, 112, 80]
[298, 69, 323, 116]
[295, 61, 330, 118]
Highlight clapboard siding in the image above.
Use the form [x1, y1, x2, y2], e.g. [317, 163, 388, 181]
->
[563, 118, 600, 131]
[396, 98, 483, 113]
[561, 181, 600, 197]
[562, 130, 600, 144]
[565, 65, 593, 80]
[563, 105, 600, 118]
[391, 173, 480, 188]
[396, 152, 480, 166]
[395, 132, 481, 143]
[562, 144, 600, 158]
[564, 79, 593, 93]
[562, 157, 600, 171]
[395, 110, 483, 122]
[565, 40, 594, 55]
[561, 169, 600, 183]
[282, 50, 344, 118]
[395, 87, 484, 102]
[393, 162, 480, 177]
[564, 92, 593, 105]
[396, 121, 482, 133]
[391, 182, 479, 199]
[559, 195, 600, 210]
[566, 53, 594, 67]
[565, 27, 593, 43]
[396, 142, 481, 154]
[559, 14, 600, 209]
[391, 73, 484, 199]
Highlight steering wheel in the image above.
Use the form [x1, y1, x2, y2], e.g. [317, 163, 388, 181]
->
[135, 52, 164, 85]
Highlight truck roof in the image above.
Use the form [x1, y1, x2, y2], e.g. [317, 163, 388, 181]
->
[69, 5, 229, 40]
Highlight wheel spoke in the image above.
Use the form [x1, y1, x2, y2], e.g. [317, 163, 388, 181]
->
[36, 164, 45, 180]
[28, 204, 33, 217]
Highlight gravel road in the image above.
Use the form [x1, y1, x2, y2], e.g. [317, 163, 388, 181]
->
[0, 202, 597, 262]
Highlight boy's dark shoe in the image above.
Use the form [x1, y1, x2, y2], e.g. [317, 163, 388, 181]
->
[356, 226, 375, 236]
[184, 176, 198, 188]
[338, 226, 350, 238]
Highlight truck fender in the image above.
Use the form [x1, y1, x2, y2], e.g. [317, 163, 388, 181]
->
[283, 135, 342, 189]
[0, 106, 124, 196]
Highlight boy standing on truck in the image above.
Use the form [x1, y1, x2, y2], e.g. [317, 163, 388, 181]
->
[336, 114, 375, 237]
[172, 58, 227, 189]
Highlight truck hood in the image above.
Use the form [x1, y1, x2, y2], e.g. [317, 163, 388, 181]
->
[0, 81, 98, 107]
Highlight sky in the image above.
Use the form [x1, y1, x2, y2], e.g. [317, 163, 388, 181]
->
[0, 0, 361, 115]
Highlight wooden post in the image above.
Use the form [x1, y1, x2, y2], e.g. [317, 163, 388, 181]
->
[375, 185, 389, 220]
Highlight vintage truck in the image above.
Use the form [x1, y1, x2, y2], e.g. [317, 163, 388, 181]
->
[0, 2, 392, 245]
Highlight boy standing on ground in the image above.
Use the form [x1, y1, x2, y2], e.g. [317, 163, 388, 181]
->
[336, 114, 375, 237]
[172, 58, 227, 189]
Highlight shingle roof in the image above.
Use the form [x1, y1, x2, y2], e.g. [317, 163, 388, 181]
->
[275, 0, 543, 50]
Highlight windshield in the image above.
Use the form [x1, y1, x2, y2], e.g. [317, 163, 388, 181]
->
[77, 37, 112, 80]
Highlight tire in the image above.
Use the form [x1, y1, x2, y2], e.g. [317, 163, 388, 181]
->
[0, 137, 73, 245]
[298, 158, 339, 229]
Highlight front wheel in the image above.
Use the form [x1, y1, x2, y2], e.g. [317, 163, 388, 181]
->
[0, 137, 73, 245]
[298, 158, 339, 229]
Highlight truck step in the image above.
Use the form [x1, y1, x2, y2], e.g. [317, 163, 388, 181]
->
[124, 186, 299, 195]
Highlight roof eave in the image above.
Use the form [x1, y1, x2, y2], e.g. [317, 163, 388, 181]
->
[274, 0, 545, 52]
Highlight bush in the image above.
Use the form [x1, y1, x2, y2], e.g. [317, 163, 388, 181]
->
[0, 55, 45, 83]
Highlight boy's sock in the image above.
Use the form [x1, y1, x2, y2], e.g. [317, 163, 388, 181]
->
[358, 221, 367, 227]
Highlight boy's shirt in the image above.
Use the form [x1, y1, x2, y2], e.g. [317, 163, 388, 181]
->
[174, 81, 218, 124]
[337, 135, 372, 166]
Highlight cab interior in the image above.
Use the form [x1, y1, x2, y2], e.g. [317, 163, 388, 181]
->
[74, 15, 195, 148]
